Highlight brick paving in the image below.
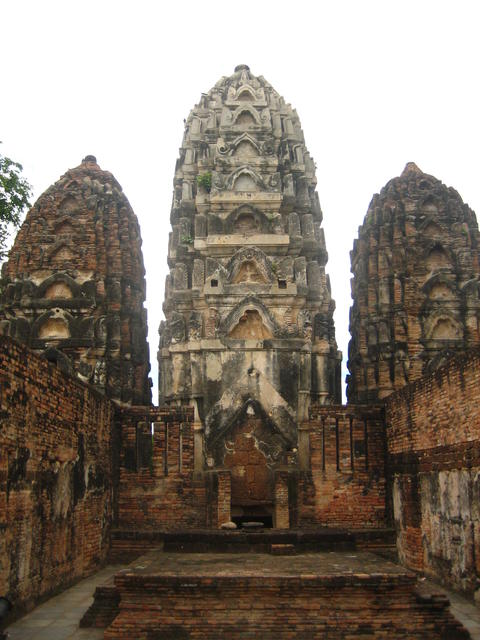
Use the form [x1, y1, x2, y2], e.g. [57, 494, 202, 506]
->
[125, 549, 409, 577]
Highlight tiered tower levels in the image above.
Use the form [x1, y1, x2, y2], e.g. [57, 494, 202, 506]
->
[158, 65, 341, 467]
[347, 162, 480, 403]
[0, 156, 151, 406]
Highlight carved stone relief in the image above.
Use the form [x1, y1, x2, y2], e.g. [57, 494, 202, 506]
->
[159, 63, 341, 419]
[228, 310, 273, 339]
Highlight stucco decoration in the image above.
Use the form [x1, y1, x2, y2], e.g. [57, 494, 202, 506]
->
[226, 247, 275, 284]
[159, 65, 341, 466]
[220, 296, 283, 339]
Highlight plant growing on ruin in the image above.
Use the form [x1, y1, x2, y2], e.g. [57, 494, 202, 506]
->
[196, 172, 212, 194]
[0, 145, 32, 260]
[180, 234, 194, 245]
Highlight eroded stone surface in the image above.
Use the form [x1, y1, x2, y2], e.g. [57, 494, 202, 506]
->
[119, 548, 409, 576]
[347, 162, 480, 403]
[0, 156, 151, 405]
[158, 65, 341, 495]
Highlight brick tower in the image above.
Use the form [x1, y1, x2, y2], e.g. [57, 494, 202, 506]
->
[0, 155, 151, 406]
[158, 65, 341, 510]
[347, 162, 480, 403]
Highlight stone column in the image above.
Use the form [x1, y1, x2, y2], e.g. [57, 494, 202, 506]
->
[192, 399, 205, 477]
[312, 340, 332, 404]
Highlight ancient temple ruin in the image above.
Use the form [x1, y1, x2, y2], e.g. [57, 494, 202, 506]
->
[1, 66, 480, 638]
[347, 161, 480, 403]
[158, 64, 341, 522]
[159, 64, 340, 439]
[0, 156, 151, 406]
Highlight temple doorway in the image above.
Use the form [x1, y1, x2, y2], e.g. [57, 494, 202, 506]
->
[223, 415, 275, 527]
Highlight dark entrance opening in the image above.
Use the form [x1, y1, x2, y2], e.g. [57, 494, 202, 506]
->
[232, 515, 273, 529]
[231, 506, 273, 529]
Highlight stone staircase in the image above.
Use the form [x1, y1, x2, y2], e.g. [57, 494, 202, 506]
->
[81, 529, 470, 639]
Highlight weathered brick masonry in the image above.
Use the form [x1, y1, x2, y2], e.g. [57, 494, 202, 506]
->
[104, 572, 467, 639]
[348, 162, 480, 404]
[386, 348, 480, 593]
[0, 335, 114, 612]
[2, 67, 480, 636]
[115, 406, 206, 531]
[0, 155, 151, 406]
[113, 404, 388, 533]
[298, 405, 387, 529]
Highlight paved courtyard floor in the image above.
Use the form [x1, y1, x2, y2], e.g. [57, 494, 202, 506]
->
[5, 552, 480, 639]
[5, 564, 122, 640]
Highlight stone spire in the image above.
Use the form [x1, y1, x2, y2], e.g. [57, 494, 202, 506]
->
[0, 156, 151, 406]
[347, 164, 480, 403]
[158, 65, 341, 468]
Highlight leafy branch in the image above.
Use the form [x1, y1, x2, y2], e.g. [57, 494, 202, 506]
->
[196, 172, 212, 194]
[0, 144, 32, 259]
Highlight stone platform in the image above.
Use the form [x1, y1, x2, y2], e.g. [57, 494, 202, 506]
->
[83, 550, 469, 639]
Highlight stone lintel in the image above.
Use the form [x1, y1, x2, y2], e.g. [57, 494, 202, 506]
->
[204, 292, 303, 306]
[27, 269, 96, 286]
[194, 235, 290, 255]
[168, 338, 308, 354]
[210, 191, 282, 203]
[210, 283, 298, 296]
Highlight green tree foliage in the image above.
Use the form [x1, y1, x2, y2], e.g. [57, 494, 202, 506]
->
[0, 145, 32, 259]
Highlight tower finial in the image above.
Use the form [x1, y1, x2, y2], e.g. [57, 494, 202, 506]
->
[401, 162, 422, 177]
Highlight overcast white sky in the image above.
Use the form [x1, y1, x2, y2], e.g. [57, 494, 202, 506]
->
[2, 0, 479, 401]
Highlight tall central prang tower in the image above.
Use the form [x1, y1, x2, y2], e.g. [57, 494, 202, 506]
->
[158, 65, 341, 485]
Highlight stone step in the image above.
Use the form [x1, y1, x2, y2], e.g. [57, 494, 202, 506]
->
[99, 550, 469, 639]
[270, 543, 296, 555]
[109, 527, 397, 559]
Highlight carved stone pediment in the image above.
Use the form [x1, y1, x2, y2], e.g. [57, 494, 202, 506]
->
[226, 247, 275, 284]
[225, 82, 267, 107]
[220, 296, 284, 339]
[226, 166, 267, 192]
[208, 399, 291, 469]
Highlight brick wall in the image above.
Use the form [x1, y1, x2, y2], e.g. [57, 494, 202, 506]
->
[0, 335, 114, 612]
[104, 573, 467, 639]
[115, 407, 206, 530]
[297, 406, 387, 529]
[386, 348, 480, 593]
